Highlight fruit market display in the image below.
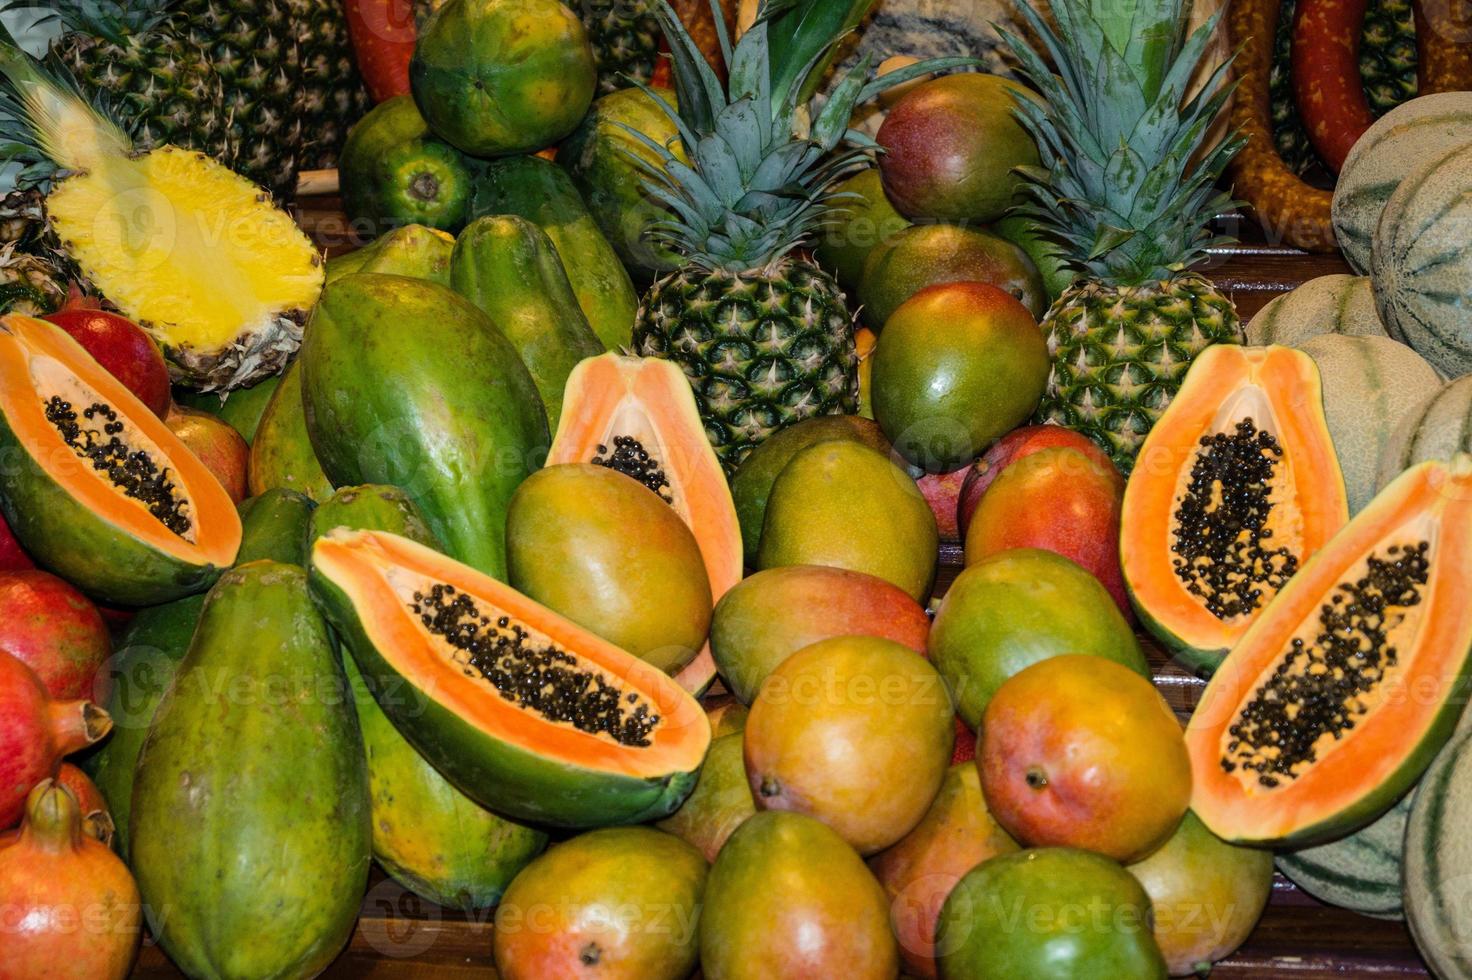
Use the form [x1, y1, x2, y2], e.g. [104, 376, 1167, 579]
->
[10, 0, 1472, 977]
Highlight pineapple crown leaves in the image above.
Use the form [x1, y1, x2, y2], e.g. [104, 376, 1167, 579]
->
[1, 0, 182, 45]
[998, 0, 1245, 285]
[0, 27, 134, 187]
[618, 0, 975, 274]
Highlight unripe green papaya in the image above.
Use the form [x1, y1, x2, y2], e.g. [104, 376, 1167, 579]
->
[468, 155, 637, 350]
[306, 484, 548, 910]
[340, 95, 472, 234]
[450, 215, 605, 432]
[235, 487, 315, 565]
[248, 360, 335, 503]
[300, 274, 549, 580]
[130, 561, 371, 979]
[325, 224, 457, 286]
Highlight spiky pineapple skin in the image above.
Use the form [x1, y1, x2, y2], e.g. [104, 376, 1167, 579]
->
[578, 0, 662, 94]
[289, 0, 375, 169]
[633, 259, 860, 469]
[1036, 273, 1243, 473]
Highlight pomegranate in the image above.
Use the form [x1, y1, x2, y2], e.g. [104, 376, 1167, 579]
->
[166, 405, 249, 502]
[0, 511, 34, 571]
[44, 309, 172, 420]
[56, 763, 114, 846]
[0, 650, 111, 830]
[0, 569, 112, 702]
[0, 780, 141, 979]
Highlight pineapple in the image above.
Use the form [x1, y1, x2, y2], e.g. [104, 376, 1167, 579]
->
[0, 42, 323, 390]
[290, 0, 375, 170]
[578, 0, 663, 94]
[999, 0, 1245, 474]
[630, 0, 965, 468]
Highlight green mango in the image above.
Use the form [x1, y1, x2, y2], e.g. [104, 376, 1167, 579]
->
[300, 274, 548, 579]
[248, 360, 334, 503]
[174, 373, 282, 445]
[339, 95, 472, 234]
[450, 215, 604, 432]
[560, 86, 684, 281]
[130, 562, 371, 979]
[325, 224, 457, 286]
[306, 484, 548, 910]
[468, 155, 637, 350]
[235, 488, 315, 565]
[85, 594, 205, 860]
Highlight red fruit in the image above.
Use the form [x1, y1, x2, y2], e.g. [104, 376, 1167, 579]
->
[0, 651, 111, 830]
[166, 405, 249, 503]
[951, 716, 976, 765]
[0, 780, 142, 978]
[0, 570, 112, 702]
[957, 424, 1114, 538]
[44, 309, 172, 420]
[0, 511, 35, 571]
[55, 763, 114, 846]
[917, 466, 968, 541]
[963, 445, 1133, 620]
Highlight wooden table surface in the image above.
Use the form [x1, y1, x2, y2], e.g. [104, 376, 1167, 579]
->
[128, 211, 1429, 976]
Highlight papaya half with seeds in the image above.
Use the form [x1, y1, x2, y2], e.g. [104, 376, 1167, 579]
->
[300, 274, 549, 581]
[0, 315, 240, 605]
[309, 528, 711, 828]
[1123, 345, 1349, 675]
[1187, 456, 1472, 847]
[548, 353, 742, 695]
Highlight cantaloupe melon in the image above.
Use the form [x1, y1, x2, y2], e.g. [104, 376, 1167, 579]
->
[1245, 275, 1385, 347]
[1378, 375, 1471, 490]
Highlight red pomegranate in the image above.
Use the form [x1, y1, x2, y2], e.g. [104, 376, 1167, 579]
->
[951, 716, 976, 765]
[0, 570, 112, 702]
[44, 309, 172, 420]
[0, 511, 34, 571]
[56, 763, 114, 846]
[957, 424, 1115, 538]
[0, 650, 111, 830]
[0, 780, 141, 979]
[166, 405, 249, 503]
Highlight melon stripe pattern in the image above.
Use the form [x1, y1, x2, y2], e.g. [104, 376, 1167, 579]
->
[1406, 727, 1472, 976]
[1332, 92, 1472, 274]
[1275, 790, 1411, 919]
[1378, 375, 1472, 489]
[1370, 140, 1472, 378]
[1244, 275, 1386, 346]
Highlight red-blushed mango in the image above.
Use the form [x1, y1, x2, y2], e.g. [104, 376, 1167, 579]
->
[700, 811, 898, 980]
[709, 564, 930, 704]
[957, 424, 1116, 538]
[166, 405, 248, 503]
[656, 733, 755, 863]
[980, 655, 1191, 863]
[744, 636, 954, 855]
[1127, 810, 1274, 976]
[964, 445, 1131, 619]
[869, 763, 1019, 979]
[858, 223, 1046, 329]
[757, 441, 938, 603]
[493, 827, 707, 980]
[871, 281, 1048, 473]
[877, 74, 1040, 224]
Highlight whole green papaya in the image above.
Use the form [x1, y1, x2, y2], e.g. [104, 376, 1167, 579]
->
[248, 360, 335, 502]
[85, 594, 204, 860]
[560, 86, 684, 281]
[468, 155, 637, 350]
[307, 485, 549, 910]
[300, 274, 548, 579]
[450, 215, 604, 432]
[130, 561, 371, 979]
[325, 224, 457, 286]
[235, 488, 315, 565]
[340, 95, 472, 234]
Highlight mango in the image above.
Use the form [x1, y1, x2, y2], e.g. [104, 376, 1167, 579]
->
[858, 223, 1046, 328]
[655, 732, 755, 863]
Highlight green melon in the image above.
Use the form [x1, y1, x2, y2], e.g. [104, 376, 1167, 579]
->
[1378, 374, 1472, 490]
[1245, 275, 1386, 347]
[1296, 335, 1441, 513]
[1332, 92, 1472, 275]
[1406, 727, 1472, 976]
[1276, 790, 1413, 920]
[1371, 140, 1472, 378]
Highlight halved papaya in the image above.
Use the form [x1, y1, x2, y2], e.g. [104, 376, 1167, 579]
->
[309, 528, 711, 827]
[1187, 457, 1472, 846]
[0, 315, 240, 604]
[548, 353, 742, 695]
[1123, 345, 1349, 674]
